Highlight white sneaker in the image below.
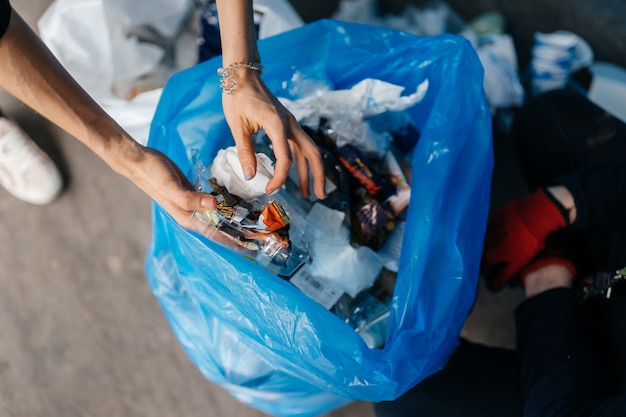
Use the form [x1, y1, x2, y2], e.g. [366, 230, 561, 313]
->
[0, 116, 63, 205]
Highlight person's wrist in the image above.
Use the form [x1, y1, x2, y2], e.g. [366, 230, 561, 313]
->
[523, 264, 574, 298]
[546, 185, 576, 224]
[101, 134, 145, 179]
[218, 61, 264, 95]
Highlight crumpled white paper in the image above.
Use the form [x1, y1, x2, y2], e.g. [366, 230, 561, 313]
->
[305, 203, 382, 298]
[211, 147, 275, 201]
[279, 78, 429, 123]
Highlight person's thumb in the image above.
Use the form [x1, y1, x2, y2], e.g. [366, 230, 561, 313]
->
[170, 190, 216, 213]
[153, 189, 217, 230]
[191, 191, 217, 211]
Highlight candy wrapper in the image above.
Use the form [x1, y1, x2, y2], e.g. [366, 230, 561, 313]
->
[190, 155, 310, 277]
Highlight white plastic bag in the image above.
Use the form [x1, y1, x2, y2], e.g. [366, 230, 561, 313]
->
[38, 0, 304, 145]
[37, 0, 187, 144]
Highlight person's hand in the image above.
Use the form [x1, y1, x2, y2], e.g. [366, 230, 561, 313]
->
[125, 146, 216, 229]
[221, 70, 326, 200]
[481, 187, 568, 291]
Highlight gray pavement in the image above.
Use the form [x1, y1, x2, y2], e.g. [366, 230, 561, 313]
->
[0, 1, 525, 417]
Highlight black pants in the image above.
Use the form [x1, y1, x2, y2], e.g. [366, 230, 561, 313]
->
[580, 280, 626, 395]
[517, 284, 626, 416]
[375, 282, 626, 417]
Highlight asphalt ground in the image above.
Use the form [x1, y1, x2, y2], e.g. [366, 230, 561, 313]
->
[0, 1, 525, 416]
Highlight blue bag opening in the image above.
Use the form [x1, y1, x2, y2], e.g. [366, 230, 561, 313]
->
[145, 19, 492, 417]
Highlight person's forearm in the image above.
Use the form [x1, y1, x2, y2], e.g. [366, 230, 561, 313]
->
[215, 0, 260, 65]
[0, 9, 143, 177]
[0, 5, 218, 228]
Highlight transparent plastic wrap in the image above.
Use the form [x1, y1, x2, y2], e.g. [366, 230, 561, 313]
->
[190, 154, 311, 277]
[333, 268, 397, 349]
[146, 19, 492, 417]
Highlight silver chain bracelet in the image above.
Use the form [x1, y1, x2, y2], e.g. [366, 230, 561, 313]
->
[217, 61, 264, 94]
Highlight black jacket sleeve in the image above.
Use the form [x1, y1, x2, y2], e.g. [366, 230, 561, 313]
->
[557, 159, 626, 230]
[1, 0, 11, 39]
[556, 159, 626, 272]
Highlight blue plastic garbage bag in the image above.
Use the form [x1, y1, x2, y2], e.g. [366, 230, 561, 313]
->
[145, 19, 492, 417]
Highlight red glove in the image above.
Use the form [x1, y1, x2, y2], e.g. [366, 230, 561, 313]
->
[519, 233, 578, 283]
[481, 188, 568, 291]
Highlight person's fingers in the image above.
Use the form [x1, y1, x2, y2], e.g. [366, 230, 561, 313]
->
[184, 190, 217, 211]
[266, 152, 291, 195]
[139, 150, 217, 229]
[289, 122, 326, 199]
[152, 176, 217, 226]
[290, 140, 310, 198]
[307, 146, 326, 200]
[263, 117, 292, 194]
[231, 127, 258, 181]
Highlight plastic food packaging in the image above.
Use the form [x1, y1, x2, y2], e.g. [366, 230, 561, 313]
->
[190, 155, 311, 278]
[146, 19, 492, 417]
[333, 268, 397, 349]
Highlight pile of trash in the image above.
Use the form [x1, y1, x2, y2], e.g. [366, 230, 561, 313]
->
[332, 0, 525, 113]
[191, 76, 427, 348]
[146, 18, 492, 415]
[331, 0, 626, 126]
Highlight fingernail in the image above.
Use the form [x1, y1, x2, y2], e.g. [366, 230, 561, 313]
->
[243, 166, 253, 181]
[201, 197, 215, 208]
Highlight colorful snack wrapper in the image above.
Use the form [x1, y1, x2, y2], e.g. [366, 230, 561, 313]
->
[336, 144, 395, 203]
[354, 198, 396, 250]
[258, 200, 290, 233]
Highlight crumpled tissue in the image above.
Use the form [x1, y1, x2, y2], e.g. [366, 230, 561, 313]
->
[211, 146, 275, 200]
[305, 203, 383, 298]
